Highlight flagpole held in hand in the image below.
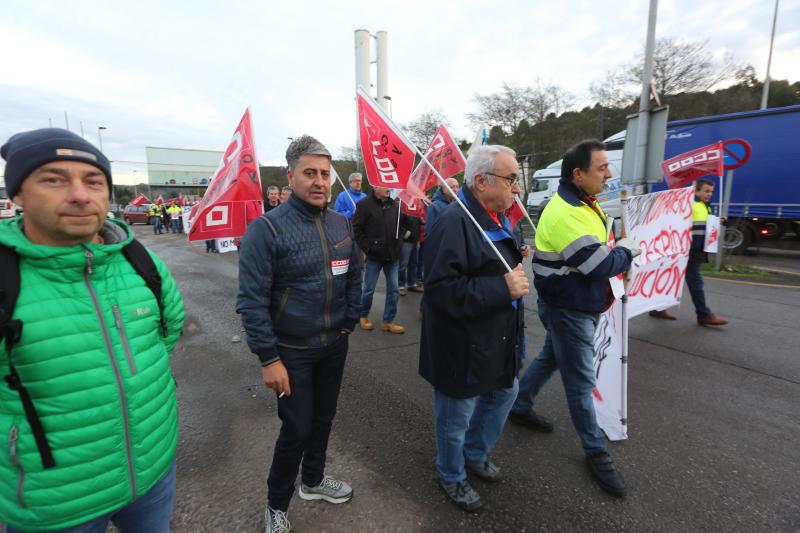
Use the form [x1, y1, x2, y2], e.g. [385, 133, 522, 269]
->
[357, 86, 512, 272]
[396, 197, 402, 239]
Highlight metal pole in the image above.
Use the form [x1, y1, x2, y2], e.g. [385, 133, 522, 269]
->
[632, 0, 658, 190]
[760, 0, 779, 110]
[619, 190, 631, 435]
[376, 31, 389, 114]
[64, 111, 70, 130]
[715, 170, 734, 270]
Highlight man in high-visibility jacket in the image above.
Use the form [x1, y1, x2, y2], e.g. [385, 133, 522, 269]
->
[508, 139, 639, 498]
[149, 202, 163, 234]
[649, 178, 728, 325]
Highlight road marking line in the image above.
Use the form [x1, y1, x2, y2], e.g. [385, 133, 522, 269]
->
[709, 277, 800, 289]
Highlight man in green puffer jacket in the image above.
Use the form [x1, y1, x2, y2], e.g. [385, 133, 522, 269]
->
[0, 129, 185, 533]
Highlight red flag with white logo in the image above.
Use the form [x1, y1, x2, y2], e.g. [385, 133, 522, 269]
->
[130, 193, 150, 207]
[189, 108, 263, 241]
[661, 142, 724, 189]
[410, 125, 466, 192]
[154, 195, 165, 206]
[356, 88, 416, 189]
[399, 190, 429, 219]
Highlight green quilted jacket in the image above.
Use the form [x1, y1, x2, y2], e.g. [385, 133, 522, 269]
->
[0, 218, 184, 531]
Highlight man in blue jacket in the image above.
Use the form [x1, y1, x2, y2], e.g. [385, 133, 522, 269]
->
[508, 139, 639, 498]
[424, 176, 459, 233]
[237, 136, 362, 533]
[332, 172, 366, 219]
[420, 145, 529, 512]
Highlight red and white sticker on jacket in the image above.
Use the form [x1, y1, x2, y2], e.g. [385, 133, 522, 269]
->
[331, 259, 350, 276]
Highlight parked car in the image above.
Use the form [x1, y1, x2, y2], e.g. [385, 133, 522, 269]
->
[123, 204, 152, 225]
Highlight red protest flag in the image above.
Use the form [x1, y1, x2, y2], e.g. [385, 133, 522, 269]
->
[356, 87, 416, 189]
[130, 193, 150, 207]
[398, 189, 429, 219]
[154, 195, 165, 206]
[189, 108, 263, 241]
[409, 125, 467, 192]
[504, 197, 526, 229]
[661, 142, 724, 189]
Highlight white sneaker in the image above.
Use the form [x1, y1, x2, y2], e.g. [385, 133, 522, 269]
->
[265, 506, 290, 533]
[298, 476, 353, 504]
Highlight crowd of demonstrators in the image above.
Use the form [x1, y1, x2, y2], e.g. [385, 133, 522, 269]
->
[352, 185, 411, 334]
[237, 136, 361, 533]
[420, 145, 529, 511]
[648, 178, 729, 326]
[0, 129, 185, 533]
[1, 123, 735, 533]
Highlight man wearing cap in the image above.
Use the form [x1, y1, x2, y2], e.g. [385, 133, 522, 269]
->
[237, 135, 361, 533]
[0, 128, 185, 532]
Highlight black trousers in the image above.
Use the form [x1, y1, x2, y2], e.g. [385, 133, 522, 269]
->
[267, 334, 348, 511]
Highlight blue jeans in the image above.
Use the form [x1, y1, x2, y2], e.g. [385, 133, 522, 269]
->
[170, 219, 180, 233]
[685, 255, 711, 317]
[151, 216, 162, 234]
[8, 461, 176, 533]
[513, 301, 606, 456]
[360, 257, 399, 323]
[398, 242, 418, 289]
[434, 380, 518, 483]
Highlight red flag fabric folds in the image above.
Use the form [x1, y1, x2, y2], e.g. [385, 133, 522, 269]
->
[356, 88, 416, 189]
[504, 198, 525, 229]
[130, 193, 149, 207]
[154, 195, 165, 206]
[410, 125, 466, 192]
[660, 142, 724, 189]
[189, 108, 263, 241]
[398, 190, 428, 219]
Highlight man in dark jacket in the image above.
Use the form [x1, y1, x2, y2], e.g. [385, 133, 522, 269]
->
[420, 145, 529, 512]
[237, 135, 361, 533]
[398, 215, 422, 295]
[352, 186, 409, 334]
[508, 139, 638, 498]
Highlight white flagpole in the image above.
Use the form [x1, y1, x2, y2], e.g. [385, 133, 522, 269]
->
[396, 197, 402, 239]
[358, 87, 512, 272]
[515, 195, 537, 234]
[619, 189, 631, 436]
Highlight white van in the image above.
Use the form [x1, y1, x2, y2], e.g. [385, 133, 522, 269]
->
[526, 136, 625, 221]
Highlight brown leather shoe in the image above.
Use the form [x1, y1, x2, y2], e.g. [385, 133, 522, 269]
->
[359, 317, 374, 331]
[408, 285, 424, 293]
[649, 310, 677, 320]
[381, 322, 405, 334]
[697, 313, 728, 326]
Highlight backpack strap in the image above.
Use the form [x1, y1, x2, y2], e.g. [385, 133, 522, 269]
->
[0, 244, 56, 469]
[121, 239, 166, 337]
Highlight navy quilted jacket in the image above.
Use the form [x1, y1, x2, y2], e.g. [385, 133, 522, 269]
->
[237, 195, 362, 365]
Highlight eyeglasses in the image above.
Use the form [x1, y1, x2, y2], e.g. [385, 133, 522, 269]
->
[484, 172, 520, 187]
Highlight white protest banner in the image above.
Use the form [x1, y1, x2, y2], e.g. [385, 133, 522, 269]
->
[624, 187, 694, 317]
[704, 214, 720, 253]
[216, 238, 238, 253]
[182, 206, 193, 235]
[592, 299, 625, 440]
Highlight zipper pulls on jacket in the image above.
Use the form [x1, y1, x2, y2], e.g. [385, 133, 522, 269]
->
[84, 248, 94, 275]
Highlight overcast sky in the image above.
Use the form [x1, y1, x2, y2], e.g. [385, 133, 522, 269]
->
[1, 0, 797, 185]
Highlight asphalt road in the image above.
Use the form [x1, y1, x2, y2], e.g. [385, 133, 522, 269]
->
[53, 226, 800, 532]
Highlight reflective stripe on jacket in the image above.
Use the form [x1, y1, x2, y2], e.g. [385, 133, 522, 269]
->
[532, 178, 632, 314]
[691, 198, 711, 251]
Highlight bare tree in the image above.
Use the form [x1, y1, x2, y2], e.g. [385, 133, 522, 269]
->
[590, 68, 637, 108]
[468, 80, 573, 135]
[403, 109, 451, 148]
[627, 38, 739, 96]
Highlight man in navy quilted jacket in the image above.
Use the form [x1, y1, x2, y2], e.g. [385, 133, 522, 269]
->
[237, 136, 362, 533]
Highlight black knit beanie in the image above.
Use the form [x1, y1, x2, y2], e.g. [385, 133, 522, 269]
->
[1, 128, 112, 198]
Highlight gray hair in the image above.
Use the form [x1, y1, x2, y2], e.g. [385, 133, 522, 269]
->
[348, 172, 362, 183]
[463, 145, 517, 188]
[267, 185, 280, 193]
[285, 135, 331, 170]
